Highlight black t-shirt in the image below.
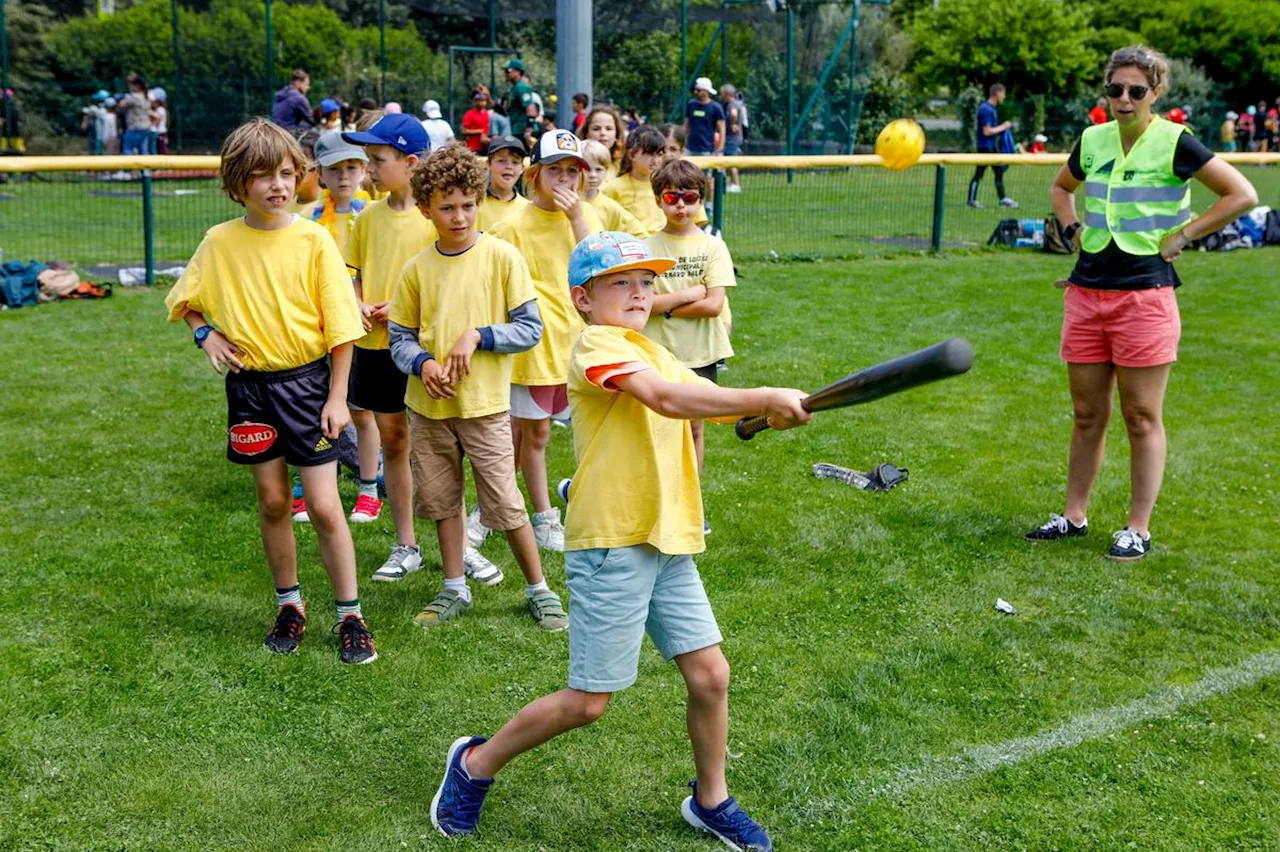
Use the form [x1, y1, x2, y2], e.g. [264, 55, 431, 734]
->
[1065, 132, 1214, 290]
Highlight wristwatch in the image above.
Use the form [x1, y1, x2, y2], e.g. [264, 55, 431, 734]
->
[193, 324, 215, 348]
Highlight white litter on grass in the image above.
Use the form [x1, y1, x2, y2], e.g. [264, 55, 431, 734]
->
[865, 648, 1280, 803]
[173, 189, 200, 196]
[995, 598, 1016, 614]
[118, 265, 186, 286]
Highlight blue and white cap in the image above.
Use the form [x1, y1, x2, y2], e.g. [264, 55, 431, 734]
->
[568, 232, 676, 289]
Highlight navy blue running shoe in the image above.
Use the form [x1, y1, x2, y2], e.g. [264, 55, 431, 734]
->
[681, 781, 772, 851]
[431, 736, 493, 836]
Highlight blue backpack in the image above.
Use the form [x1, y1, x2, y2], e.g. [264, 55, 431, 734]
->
[0, 260, 45, 308]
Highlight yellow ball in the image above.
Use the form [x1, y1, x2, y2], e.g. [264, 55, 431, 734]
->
[875, 119, 926, 171]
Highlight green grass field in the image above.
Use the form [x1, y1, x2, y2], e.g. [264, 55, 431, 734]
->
[3, 249, 1279, 850]
[5, 163, 1279, 268]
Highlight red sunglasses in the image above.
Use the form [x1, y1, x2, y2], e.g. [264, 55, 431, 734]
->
[661, 190, 702, 205]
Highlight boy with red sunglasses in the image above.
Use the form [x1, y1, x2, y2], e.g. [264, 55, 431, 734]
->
[641, 158, 737, 529]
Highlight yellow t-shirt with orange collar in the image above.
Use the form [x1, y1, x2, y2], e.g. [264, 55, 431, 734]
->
[565, 325, 710, 554]
[488, 201, 603, 386]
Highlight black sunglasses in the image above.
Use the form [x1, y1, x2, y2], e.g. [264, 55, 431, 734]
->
[1104, 83, 1149, 101]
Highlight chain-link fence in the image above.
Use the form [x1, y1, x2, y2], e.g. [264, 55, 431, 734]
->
[3, 154, 1277, 280]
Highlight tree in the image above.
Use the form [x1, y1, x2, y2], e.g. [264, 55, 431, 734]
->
[910, 0, 1098, 100]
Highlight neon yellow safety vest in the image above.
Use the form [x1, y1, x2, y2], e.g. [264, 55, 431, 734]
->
[1079, 116, 1191, 256]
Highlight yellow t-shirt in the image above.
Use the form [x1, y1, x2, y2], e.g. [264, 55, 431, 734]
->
[588, 192, 648, 238]
[477, 192, 531, 232]
[565, 325, 709, 554]
[488, 202, 603, 386]
[345, 198, 438, 350]
[642, 230, 736, 369]
[165, 217, 364, 372]
[297, 190, 372, 258]
[602, 173, 665, 236]
[389, 235, 537, 420]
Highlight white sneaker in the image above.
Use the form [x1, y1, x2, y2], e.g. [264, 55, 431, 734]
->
[371, 544, 422, 582]
[465, 506, 489, 548]
[726, 183, 742, 193]
[532, 509, 565, 552]
[463, 547, 504, 586]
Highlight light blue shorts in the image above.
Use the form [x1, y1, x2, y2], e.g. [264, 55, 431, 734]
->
[565, 544, 723, 693]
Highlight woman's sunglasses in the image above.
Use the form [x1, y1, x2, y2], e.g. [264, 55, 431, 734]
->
[661, 190, 702, 205]
[1104, 83, 1149, 101]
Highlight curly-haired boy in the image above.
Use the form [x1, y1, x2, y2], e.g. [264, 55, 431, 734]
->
[388, 143, 567, 632]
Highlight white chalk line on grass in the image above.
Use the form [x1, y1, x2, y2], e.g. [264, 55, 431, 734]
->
[818, 648, 1280, 813]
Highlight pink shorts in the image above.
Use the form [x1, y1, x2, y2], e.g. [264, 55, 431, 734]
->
[1060, 285, 1180, 367]
[510, 383, 570, 421]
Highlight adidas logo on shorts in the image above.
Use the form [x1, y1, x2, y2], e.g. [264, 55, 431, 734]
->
[314, 436, 332, 452]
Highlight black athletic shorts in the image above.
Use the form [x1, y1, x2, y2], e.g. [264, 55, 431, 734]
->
[226, 359, 341, 467]
[348, 346, 407, 414]
[692, 362, 720, 384]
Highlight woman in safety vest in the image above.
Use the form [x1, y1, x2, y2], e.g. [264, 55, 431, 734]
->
[1026, 45, 1257, 561]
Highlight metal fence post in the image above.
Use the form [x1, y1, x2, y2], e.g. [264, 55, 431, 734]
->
[171, 0, 181, 151]
[931, 164, 945, 254]
[265, 0, 274, 114]
[143, 170, 156, 286]
[713, 168, 725, 234]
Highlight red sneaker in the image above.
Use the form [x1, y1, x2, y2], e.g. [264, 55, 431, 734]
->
[291, 498, 310, 524]
[349, 493, 383, 523]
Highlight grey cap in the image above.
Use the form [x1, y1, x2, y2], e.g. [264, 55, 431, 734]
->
[314, 131, 369, 167]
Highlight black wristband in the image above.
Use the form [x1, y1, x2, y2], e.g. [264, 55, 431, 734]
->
[1062, 222, 1081, 242]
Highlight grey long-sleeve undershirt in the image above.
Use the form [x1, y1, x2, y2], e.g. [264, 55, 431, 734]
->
[388, 299, 543, 377]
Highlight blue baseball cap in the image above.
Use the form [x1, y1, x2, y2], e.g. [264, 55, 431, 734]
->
[342, 114, 430, 156]
[568, 232, 675, 289]
[320, 98, 341, 114]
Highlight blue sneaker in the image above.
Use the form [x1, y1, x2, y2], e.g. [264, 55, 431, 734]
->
[430, 736, 493, 836]
[681, 781, 772, 851]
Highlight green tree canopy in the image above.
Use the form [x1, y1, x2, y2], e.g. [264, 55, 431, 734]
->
[910, 0, 1099, 99]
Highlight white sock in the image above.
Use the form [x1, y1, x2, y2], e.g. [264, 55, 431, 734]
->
[526, 580, 550, 599]
[444, 576, 471, 604]
[336, 598, 362, 621]
[276, 584, 303, 610]
[358, 478, 378, 499]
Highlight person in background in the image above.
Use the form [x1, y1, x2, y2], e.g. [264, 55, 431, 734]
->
[578, 104, 627, 180]
[384, 102, 403, 114]
[462, 86, 492, 153]
[119, 73, 153, 156]
[502, 59, 540, 148]
[1219, 111, 1238, 153]
[1089, 96, 1108, 126]
[570, 93, 589, 133]
[272, 69, 314, 134]
[1238, 105, 1256, 151]
[421, 99, 456, 151]
[735, 91, 749, 141]
[355, 97, 379, 129]
[100, 97, 120, 155]
[967, 82, 1017, 209]
[683, 78, 724, 157]
[719, 84, 744, 193]
[624, 107, 641, 132]
[82, 90, 110, 156]
[1266, 99, 1279, 152]
[1029, 133, 1047, 154]
[149, 88, 169, 154]
[318, 99, 343, 132]
[1252, 100, 1269, 153]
